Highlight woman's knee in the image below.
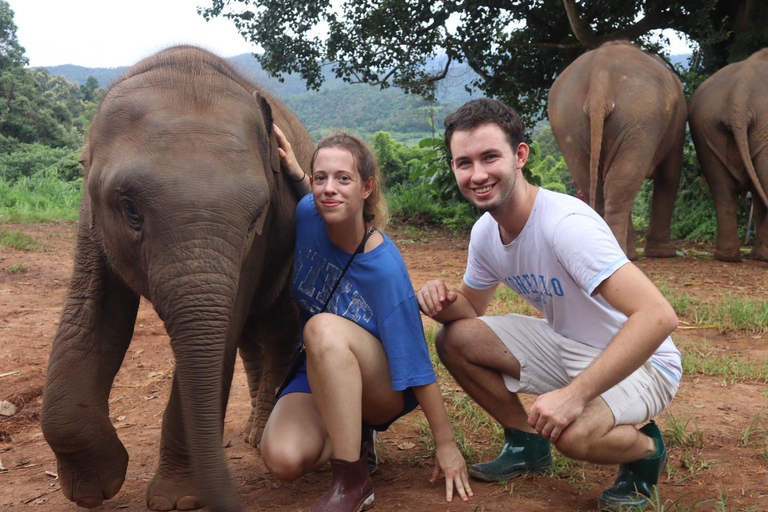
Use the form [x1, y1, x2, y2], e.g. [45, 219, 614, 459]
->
[261, 441, 311, 481]
[303, 313, 350, 354]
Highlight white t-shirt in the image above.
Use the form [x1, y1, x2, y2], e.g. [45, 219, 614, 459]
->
[464, 188, 682, 383]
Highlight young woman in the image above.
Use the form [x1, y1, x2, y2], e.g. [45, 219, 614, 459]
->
[260, 126, 472, 512]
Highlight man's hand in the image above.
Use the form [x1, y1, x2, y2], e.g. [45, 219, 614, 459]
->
[417, 279, 458, 318]
[527, 387, 586, 443]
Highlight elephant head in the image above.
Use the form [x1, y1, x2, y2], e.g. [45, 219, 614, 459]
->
[41, 46, 313, 512]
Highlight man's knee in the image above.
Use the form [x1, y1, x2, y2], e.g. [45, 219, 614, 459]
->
[554, 426, 592, 461]
[434, 319, 478, 364]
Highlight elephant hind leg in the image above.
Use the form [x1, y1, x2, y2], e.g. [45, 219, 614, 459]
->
[645, 152, 682, 258]
[749, 198, 768, 261]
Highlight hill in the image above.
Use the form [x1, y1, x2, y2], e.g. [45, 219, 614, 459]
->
[40, 52, 690, 143]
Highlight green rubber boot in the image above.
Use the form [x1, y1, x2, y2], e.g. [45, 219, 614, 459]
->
[599, 421, 668, 510]
[469, 428, 552, 482]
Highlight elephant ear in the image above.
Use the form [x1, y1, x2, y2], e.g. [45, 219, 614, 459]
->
[252, 91, 281, 175]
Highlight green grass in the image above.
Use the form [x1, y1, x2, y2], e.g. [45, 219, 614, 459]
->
[678, 341, 768, 384]
[658, 282, 768, 333]
[0, 230, 39, 251]
[6, 262, 29, 273]
[662, 411, 704, 449]
[0, 175, 82, 222]
[487, 288, 540, 317]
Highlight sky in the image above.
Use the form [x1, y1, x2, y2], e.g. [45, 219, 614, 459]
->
[9, 0, 259, 68]
[9, 0, 693, 69]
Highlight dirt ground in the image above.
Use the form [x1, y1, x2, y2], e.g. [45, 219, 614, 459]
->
[1, 222, 767, 511]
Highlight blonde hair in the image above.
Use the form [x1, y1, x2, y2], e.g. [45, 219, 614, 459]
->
[310, 132, 389, 230]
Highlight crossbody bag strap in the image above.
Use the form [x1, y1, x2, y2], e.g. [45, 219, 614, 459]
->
[320, 226, 376, 312]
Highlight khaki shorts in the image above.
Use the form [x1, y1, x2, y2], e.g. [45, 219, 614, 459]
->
[480, 314, 679, 426]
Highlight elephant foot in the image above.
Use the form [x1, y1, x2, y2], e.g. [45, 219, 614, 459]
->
[714, 249, 742, 262]
[55, 438, 128, 508]
[244, 405, 266, 449]
[749, 247, 768, 262]
[626, 248, 639, 261]
[643, 244, 677, 259]
[147, 472, 203, 511]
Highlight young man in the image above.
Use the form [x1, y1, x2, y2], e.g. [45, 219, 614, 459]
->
[416, 98, 681, 509]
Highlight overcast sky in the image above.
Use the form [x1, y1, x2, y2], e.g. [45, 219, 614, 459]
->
[9, 0, 692, 69]
[9, 0, 258, 68]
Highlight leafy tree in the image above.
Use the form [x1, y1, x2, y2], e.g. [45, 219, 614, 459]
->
[81, 76, 100, 102]
[200, 0, 767, 122]
[0, 0, 27, 70]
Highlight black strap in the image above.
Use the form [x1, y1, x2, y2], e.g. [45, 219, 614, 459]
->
[320, 226, 376, 312]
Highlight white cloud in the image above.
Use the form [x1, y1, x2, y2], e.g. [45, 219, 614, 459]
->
[8, 0, 259, 68]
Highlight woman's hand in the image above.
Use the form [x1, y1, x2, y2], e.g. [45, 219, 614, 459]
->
[430, 441, 473, 503]
[273, 124, 308, 187]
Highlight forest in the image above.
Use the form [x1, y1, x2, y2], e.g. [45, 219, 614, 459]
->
[0, 0, 757, 243]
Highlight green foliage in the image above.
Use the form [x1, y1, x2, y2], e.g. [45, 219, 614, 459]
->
[0, 0, 27, 70]
[0, 173, 82, 222]
[371, 131, 424, 187]
[201, 0, 765, 124]
[283, 85, 455, 143]
[0, 143, 81, 182]
[526, 141, 569, 193]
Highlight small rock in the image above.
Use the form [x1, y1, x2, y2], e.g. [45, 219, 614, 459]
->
[0, 400, 17, 417]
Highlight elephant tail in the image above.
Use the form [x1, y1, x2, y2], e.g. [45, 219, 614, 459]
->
[733, 122, 768, 208]
[587, 102, 608, 210]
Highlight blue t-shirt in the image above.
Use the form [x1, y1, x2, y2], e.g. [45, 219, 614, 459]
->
[291, 194, 436, 391]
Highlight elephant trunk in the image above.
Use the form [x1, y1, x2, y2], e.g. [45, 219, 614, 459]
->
[149, 234, 245, 511]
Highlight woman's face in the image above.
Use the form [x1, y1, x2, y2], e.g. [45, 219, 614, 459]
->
[311, 147, 373, 226]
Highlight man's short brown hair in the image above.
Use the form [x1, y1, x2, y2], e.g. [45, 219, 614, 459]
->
[444, 99, 526, 157]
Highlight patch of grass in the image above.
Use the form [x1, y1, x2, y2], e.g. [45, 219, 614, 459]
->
[741, 411, 768, 448]
[662, 412, 704, 449]
[658, 281, 768, 333]
[487, 288, 540, 317]
[679, 341, 768, 384]
[0, 230, 39, 251]
[0, 175, 82, 222]
[6, 262, 29, 274]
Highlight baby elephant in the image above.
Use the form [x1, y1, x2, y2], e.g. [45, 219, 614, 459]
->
[41, 46, 313, 512]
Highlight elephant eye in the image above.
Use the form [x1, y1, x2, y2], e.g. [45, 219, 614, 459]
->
[120, 198, 143, 228]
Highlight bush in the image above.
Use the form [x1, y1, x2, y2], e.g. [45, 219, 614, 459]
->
[0, 172, 82, 222]
[0, 143, 81, 182]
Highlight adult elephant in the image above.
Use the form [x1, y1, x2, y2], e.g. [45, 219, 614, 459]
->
[40, 46, 313, 512]
[548, 40, 687, 260]
[689, 48, 768, 262]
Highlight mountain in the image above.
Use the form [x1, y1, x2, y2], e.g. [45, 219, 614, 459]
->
[40, 52, 691, 143]
[41, 53, 478, 143]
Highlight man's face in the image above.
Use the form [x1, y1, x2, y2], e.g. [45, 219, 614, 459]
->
[449, 123, 525, 212]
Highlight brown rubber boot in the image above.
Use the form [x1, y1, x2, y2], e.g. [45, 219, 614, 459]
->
[308, 443, 374, 512]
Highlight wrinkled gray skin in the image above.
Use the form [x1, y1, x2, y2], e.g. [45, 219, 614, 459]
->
[689, 48, 768, 262]
[40, 46, 313, 512]
[548, 41, 687, 260]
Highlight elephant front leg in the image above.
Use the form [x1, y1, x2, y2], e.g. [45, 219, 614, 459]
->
[146, 379, 202, 511]
[42, 243, 139, 507]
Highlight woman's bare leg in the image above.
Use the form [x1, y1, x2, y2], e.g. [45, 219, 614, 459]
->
[304, 313, 404, 462]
